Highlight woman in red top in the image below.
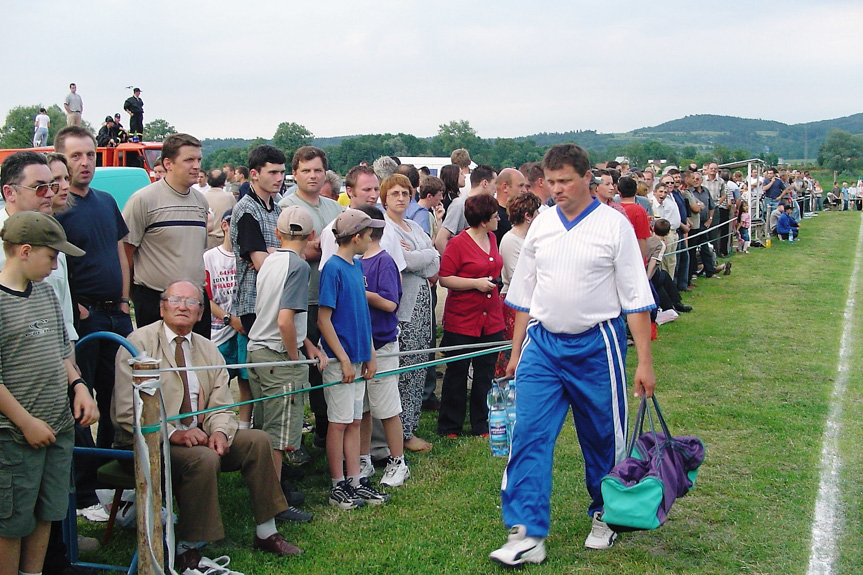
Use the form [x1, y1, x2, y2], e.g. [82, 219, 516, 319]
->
[437, 194, 505, 437]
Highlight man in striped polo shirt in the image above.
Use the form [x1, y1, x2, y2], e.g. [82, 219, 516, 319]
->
[123, 133, 210, 337]
[490, 144, 656, 567]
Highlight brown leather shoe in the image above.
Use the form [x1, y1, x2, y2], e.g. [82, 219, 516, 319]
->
[253, 532, 303, 557]
[174, 547, 202, 572]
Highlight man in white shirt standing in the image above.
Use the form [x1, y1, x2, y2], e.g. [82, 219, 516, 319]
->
[33, 108, 50, 147]
[651, 181, 681, 277]
[490, 144, 655, 567]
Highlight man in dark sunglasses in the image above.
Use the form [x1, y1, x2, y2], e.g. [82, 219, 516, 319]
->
[0, 151, 57, 219]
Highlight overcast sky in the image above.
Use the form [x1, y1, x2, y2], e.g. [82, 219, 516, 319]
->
[2, 0, 861, 141]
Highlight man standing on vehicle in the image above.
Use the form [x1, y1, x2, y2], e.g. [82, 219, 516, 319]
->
[54, 126, 133, 450]
[124, 88, 144, 141]
[64, 83, 83, 126]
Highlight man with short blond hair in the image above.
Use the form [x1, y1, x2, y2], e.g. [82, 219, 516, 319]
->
[451, 148, 472, 194]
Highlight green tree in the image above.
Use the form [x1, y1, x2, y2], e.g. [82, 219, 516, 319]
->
[817, 129, 863, 174]
[382, 135, 408, 156]
[430, 120, 486, 157]
[681, 145, 697, 160]
[272, 122, 313, 160]
[203, 147, 248, 171]
[0, 104, 67, 148]
[143, 118, 176, 142]
[712, 144, 731, 164]
[730, 148, 751, 162]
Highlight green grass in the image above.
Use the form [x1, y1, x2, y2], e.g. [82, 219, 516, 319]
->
[79, 212, 863, 574]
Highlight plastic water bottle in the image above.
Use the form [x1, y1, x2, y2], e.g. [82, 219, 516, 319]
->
[505, 379, 517, 449]
[487, 381, 508, 457]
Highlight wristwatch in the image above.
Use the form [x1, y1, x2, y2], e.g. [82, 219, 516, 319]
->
[222, 313, 232, 326]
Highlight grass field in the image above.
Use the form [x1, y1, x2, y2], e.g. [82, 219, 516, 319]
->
[79, 211, 863, 574]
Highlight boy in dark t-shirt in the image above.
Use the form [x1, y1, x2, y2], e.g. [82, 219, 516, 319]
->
[0, 212, 98, 574]
[356, 206, 410, 488]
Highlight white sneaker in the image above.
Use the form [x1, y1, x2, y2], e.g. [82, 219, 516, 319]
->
[379, 456, 410, 487]
[76, 503, 109, 522]
[584, 511, 617, 550]
[359, 457, 375, 479]
[489, 525, 546, 567]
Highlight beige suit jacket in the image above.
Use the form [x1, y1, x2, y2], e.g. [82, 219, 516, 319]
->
[112, 320, 239, 448]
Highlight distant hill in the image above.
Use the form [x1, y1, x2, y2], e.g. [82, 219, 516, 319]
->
[201, 113, 863, 163]
[514, 113, 863, 160]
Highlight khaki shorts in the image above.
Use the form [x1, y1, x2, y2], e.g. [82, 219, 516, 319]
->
[322, 361, 365, 424]
[363, 341, 402, 419]
[247, 347, 310, 451]
[0, 429, 74, 538]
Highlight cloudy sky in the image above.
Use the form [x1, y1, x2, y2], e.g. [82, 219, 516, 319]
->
[2, 0, 861, 141]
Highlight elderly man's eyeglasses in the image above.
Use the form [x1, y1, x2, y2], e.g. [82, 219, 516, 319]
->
[13, 182, 59, 196]
[161, 296, 202, 308]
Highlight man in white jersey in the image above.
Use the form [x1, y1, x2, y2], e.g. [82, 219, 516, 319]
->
[490, 144, 656, 567]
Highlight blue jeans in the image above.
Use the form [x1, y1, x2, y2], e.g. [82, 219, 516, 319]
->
[33, 127, 48, 147]
[674, 236, 690, 291]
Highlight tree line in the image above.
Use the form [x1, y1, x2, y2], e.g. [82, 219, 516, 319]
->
[2, 107, 860, 179]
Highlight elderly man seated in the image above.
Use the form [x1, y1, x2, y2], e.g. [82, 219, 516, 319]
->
[112, 280, 301, 572]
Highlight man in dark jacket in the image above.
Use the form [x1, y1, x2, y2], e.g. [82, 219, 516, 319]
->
[123, 87, 144, 141]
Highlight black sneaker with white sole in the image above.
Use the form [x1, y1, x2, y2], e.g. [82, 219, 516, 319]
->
[329, 480, 366, 510]
[351, 477, 391, 505]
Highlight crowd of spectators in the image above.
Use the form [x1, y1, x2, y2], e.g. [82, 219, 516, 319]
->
[1, 130, 851, 574]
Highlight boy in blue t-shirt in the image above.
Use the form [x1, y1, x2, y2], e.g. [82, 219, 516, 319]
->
[355, 206, 410, 488]
[318, 209, 389, 509]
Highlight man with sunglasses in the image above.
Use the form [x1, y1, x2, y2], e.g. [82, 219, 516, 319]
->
[0, 153, 74, 327]
[0, 153, 68, 287]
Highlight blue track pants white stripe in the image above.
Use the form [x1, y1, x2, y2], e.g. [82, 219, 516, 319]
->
[501, 316, 629, 538]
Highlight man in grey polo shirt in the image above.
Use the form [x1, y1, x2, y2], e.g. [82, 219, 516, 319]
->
[279, 146, 342, 447]
[63, 83, 83, 126]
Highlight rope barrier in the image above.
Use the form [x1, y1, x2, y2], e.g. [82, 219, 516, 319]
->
[140, 342, 513, 431]
[155, 339, 509, 373]
[658, 190, 818, 258]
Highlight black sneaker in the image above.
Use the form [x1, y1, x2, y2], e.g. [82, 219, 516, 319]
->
[329, 480, 366, 510]
[275, 506, 313, 523]
[280, 478, 306, 507]
[352, 477, 391, 505]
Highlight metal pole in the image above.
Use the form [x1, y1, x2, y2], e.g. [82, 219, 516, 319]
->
[133, 357, 163, 574]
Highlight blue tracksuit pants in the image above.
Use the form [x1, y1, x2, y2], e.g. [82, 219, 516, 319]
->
[501, 317, 629, 538]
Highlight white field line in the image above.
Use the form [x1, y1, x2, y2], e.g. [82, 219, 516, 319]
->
[806, 216, 863, 575]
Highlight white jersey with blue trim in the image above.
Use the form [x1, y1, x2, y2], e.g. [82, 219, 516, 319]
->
[505, 199, 655, 335]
